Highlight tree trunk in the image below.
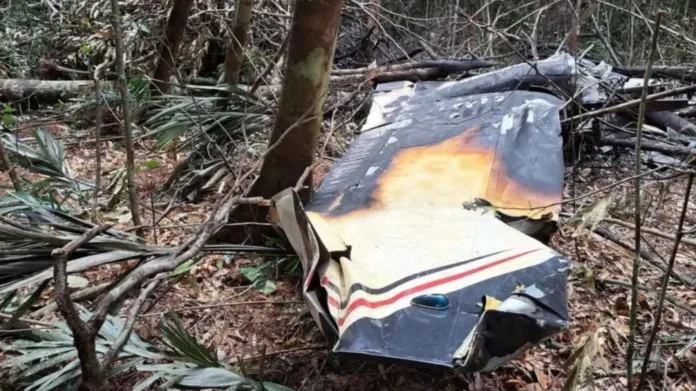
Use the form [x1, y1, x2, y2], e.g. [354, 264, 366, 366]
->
[255, 0, 344, 202]
[111, 0, 143, 234]
[199, 0, 227, 77]
[214, 0, 344, 242]
[0, 79, 94, 104]
[224, 0, 254, 86]
[151, 0, 195, 95]
[366, 0, 381, 29]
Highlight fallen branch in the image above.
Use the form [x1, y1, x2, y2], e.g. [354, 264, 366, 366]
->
[250, 34, 289, 95]
[418, 40, 441, 60]
[614, 66, 696, 83]
[602, 217, 696, 248]
[563, 84, 696, 124]
[600, 137, 695, 156]
[100, 278, 160, 369]
[591, 15, 621, 66]
[0, 79, 95, 104]
[330, 59, 494, 76]
[593, 227, 696, 288]
[599, 278, 696, 317]
[645, 111, 696, 137]
[32, 282, 113, 319]
[0, 312, 55, 328]
[0, 59, 494, 104]
[331, 67, 467, 83]
[53, 224, 112, 390]
[228, 344, 327, 365]
[90, 191, 269, 336]
[140, 300, 304, 318]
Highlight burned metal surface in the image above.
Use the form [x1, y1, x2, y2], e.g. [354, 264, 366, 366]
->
[270, 60, 571, 371]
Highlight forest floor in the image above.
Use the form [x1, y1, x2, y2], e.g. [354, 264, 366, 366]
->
[3, 111, 695, 391]
[3, 1, 696, 389]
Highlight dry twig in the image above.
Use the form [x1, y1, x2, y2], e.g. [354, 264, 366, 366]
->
[627, 12, 661, 390]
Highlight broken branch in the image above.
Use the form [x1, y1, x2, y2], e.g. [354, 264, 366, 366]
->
[602, 217, 696, 248]
[52, 224, 112, 390]
[564, 84, 696, 124]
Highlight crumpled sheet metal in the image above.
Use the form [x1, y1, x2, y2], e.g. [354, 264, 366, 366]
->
[269, 66, 571, 371]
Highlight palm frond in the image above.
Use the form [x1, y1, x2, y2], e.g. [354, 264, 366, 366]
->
[137, 85, 271, 200]
[0, 307, 294, 390]
[0, 190, 284, 292]
[1, 306, 165, 391]
[140, 85, 270, 151]
[0, 129, 87, 196]
[160, 310, 220, 368]
[0, 194, 163, 290]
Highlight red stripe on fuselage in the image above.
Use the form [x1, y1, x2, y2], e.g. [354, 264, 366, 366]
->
[328, 249, 539, 327]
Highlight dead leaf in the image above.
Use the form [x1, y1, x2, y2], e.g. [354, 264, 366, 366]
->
[570, 196, 613, 237]
[563, 327, 606, 391]
[534, 366, 549, 390]
[638, 293, 651, 311]
[615, 296, 629, 314]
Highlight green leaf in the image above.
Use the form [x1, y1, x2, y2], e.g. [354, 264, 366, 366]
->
[262, 382, 295, 391]
[239, 265, 262, 282]
[145, 159, 161, 169]
[240, 263, 276, 295]
[138, 22, 151, 34]
[256, 279, 276, 295]
[171, 259, 195, 276]
[160, 310, 220, 368]
[154, 122, 188, 150]
[2, 113, 15, 126]
[176, 368, 250, 388]
[2, 280, 49, 330]
[80, 39, 92, 55]
[112, 142, 122, 151]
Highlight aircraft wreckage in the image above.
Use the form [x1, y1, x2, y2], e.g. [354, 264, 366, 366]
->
[268, 54, 621, 370]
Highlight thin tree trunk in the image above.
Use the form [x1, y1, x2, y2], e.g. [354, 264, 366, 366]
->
[366, 0, 380, 29]
[111, 0, 143, 235]
[151, 0, 195, 95]
[199, 0, 227, 77]
[255, 0, 344, 202]
[0, 140, 21, 192]
[93, 79, 102, 215]
[224, 0, 254, 86]
[627, 12, 661, 391]
[214, 0, 344, 242]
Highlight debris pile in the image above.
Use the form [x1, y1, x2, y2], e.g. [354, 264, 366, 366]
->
[266, 53, 696, 371]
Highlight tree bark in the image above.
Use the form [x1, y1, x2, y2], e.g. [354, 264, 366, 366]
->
[614, 66, 696, 83]
[255, 0, 344, 202]
[214, 0, 344, 242]
[0, 139, 22, 192]
[0, 79, 94, 104]
[111, 0, 143, 234]
[199, 0, 227, 77]
[645, 110, 696, 137]
[151, 0, 195, 95]
[600, 137, 695, 156]
[224, 0, 254, 86]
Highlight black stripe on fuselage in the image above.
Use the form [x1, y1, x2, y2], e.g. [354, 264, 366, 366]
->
[324, 249, 508, 309]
